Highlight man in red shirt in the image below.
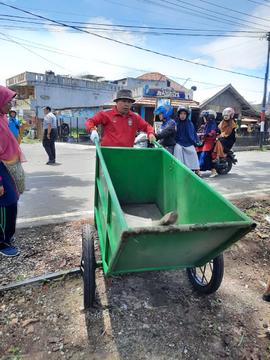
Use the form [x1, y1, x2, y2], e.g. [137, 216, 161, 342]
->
[85, 89, 155, 147]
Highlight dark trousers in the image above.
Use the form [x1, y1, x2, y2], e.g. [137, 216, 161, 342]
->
[0, 202, 18, 244]
[164, 145, 175, 154]
[43, 129, 57, 162]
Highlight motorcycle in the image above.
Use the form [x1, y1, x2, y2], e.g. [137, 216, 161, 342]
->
[196, 135, 237, 176]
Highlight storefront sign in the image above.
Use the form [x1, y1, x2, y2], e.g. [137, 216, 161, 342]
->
[144, 85, 185, 99]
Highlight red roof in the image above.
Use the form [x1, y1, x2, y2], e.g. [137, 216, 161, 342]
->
[136, 72, 186, 92]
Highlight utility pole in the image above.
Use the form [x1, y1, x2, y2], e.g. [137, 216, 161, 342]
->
[260, 32, 270, 149]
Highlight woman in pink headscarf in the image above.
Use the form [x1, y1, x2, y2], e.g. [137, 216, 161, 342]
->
[0, 85, 25, 256]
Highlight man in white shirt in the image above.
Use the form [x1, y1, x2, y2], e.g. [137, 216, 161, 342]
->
[43, 106, 57, 165]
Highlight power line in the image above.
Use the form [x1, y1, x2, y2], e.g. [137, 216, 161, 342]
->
[197, 0, 270, 23]
[0, 1, 266, 80]
[3, 0, 265, 31]
[0, 17, 264, 37]
[0, 14, 266, 33]
[0, 33, 229, 86]
[0, 33, 252, 79]
[102, 0, 241, 32]
[167, 0, 270, 30]
[247, 0, 270, 7]
[136, 0, 269, 32]
[0, 33, 264, 94]
[21, 0, 269, 32]
[0, 20, 263, 37]
[136, 0, 265, 31]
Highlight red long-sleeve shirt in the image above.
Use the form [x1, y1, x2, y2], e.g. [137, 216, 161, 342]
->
[85, 106, 154, 147]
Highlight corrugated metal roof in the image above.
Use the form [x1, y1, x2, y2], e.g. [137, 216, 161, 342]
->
[134, 96, 199, 108]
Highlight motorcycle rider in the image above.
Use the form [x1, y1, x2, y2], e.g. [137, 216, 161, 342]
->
[154, 105, 176, 154]
[196, 110, 218, 178]
[219, 107, 237, 152]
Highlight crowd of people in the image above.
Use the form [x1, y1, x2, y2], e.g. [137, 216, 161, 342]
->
[86, 89, 237, 179]
[0, 86, 248, 259]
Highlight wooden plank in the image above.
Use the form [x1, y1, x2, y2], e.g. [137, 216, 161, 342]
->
[0, 267, 81, 293]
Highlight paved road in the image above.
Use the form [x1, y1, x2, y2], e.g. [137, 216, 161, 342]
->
[18, 143, 270, 226]
[19, 143, 96, 226]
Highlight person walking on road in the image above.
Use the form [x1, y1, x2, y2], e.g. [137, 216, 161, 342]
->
[43, 106, 57, 165]
[85, 89, 155, 147]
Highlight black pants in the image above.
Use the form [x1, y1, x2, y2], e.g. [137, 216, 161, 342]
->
[0, 202, 17, 244]
[164, 145, 175, 154]
[43, 129, 57, 162]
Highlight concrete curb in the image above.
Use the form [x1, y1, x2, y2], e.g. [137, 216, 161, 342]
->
[234, 145, 270, 152]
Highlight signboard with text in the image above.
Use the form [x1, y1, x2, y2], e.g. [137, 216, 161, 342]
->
[143, 85, 185, 99]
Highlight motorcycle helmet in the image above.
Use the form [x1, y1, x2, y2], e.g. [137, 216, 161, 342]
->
[154, 105, 173, 119]
[9, 109, 17, 116]
[177, 106, 190, 117]
[222, 107, 235, 119]
[200, 109, 216, 121]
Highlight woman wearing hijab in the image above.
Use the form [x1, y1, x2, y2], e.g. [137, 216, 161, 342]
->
[0, 85, 25, 256]
[219, 107, 237, 152]
[174, 106, 201, 176]
[196, 110, 219, 178]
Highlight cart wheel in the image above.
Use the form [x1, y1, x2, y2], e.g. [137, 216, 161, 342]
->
[81, 224, 96, 309]
[186, 254, 224, 294]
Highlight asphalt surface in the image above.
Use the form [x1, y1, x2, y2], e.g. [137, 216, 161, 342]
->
[18, 143, 270, 226]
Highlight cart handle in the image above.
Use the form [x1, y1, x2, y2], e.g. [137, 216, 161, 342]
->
[152, 140, 163, 149]
[94, 138, 162, 149]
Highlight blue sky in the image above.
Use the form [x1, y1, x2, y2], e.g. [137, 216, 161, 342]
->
[0, 0, 269, 103]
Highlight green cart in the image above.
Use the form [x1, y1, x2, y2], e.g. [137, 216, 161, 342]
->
[81, 143, 255, 309]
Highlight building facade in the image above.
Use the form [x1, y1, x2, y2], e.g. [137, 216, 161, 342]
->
[200, 84, 259, 121]
[112, 72, 198, 124]
[6, 71, 118, 120]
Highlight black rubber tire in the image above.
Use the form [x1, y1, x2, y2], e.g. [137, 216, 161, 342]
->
[81, 224, 96, 309]
[217, 158, 232, 175]
[186, 254, 224, 294]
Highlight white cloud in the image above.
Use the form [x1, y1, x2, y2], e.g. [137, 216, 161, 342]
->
[198, 35, 266, 70]
[196, 5, 270, 70]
